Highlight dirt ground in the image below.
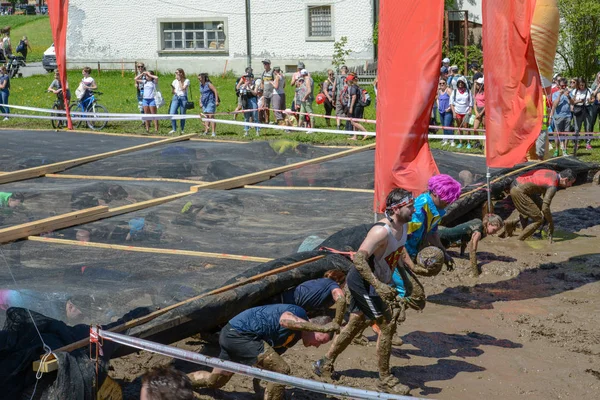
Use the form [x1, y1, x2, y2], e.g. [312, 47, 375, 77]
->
[110, 183, 600, 400]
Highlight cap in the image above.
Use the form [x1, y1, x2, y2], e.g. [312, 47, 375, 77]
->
[440, 66, 448, 74]
[297, 61, 305, 69]
[442, 58, 450, 64]
[262, 59, 271, 64]
[300, 69, 308, 76]
[345, 72, 356, 81]
[450, 65, 459, 71]
[476, 77, 484, 84]
[553, 73, 559, 79]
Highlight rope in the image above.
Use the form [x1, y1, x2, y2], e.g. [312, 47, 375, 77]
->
[0, 248, 54, 399]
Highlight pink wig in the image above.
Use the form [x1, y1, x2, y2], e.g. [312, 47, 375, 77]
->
[428, 174, 461, 204]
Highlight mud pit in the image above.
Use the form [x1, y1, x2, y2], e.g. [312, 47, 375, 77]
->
[110, 183, 600, 399]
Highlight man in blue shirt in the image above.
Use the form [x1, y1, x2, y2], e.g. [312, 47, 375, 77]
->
[550, 77, 572, 156]
[189, 304, 337, 399]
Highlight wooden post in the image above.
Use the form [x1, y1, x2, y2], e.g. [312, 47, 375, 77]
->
[97, 61, 101, 75]
[222, 59, 228, 78]
[464, 10, 469, 73]
[445, 10, 450, 52]
[121, 59, 124, 77]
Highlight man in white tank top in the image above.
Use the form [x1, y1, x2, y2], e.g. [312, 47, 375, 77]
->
[313, 188, 415, 395]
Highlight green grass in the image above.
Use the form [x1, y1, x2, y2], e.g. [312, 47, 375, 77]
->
[3, 70, 600, 164]
[4, 70, 377, 146]
[12, 16, 52, 62]
[2, 15, 51, 62]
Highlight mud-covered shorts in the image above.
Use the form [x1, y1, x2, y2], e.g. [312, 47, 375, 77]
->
[218, 323, 264, 366]
[347, 266, 386, 320]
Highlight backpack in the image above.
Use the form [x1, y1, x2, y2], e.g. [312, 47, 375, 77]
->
[357, 87, 371, 107]
[452, 88, 471, 107]
[16, 40, 25, 54]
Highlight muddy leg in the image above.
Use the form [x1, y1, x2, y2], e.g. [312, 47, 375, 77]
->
[189, 368, 233, 390]
[256, 343, 290, 400]
[314, 312, 369, 378]
[376, 314, 410, 395]
[469, 240, 479, 276]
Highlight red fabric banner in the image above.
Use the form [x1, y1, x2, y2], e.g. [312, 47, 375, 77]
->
[483, 0, 542, 168]
[47, 0, 72, 129]
[373, 0, 443, 212]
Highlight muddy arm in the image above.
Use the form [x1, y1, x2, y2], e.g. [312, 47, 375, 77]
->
[280, 312, 339, 333]
[331, 288, 347, 327]
[354, 250, 396, 301]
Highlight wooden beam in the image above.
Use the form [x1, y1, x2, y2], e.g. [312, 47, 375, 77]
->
[105, 191, 195, 217]
[45, 173, 206, 185]
[33, 358, 58, 373]
[191, 144, 375, 192]
[0, 134, 196, 185]
[244, 185, 374, 193]
[45, 255, 325, 360]
[27, 236, 272, 263]
[0, 206, 108, 244]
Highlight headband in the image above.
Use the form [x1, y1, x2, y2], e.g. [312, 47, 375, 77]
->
[385, 195, 414, 211]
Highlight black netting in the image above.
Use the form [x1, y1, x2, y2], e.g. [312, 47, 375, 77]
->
[0, 178, 190, 229]
[64, 141, 340, 181]
[0, 130, 154, 172]
[0, 241, 256, 327]
[55, 188, 373, 258]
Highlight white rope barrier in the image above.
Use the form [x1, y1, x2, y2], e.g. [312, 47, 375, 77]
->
[95, 328, 425, 400]
[202, 117, 376, 136]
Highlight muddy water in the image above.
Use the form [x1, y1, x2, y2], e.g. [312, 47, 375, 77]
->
[111, 184, 600, 399]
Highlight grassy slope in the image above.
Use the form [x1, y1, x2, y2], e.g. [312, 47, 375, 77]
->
[1, 15, 51, 62]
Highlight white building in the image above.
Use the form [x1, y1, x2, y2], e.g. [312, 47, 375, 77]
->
[66, 0, 377, 74]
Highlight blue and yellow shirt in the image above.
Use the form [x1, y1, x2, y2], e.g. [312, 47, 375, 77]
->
[405, 192, 446, 257]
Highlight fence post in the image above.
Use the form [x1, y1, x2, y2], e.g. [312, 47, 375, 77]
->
[97, 61, 101, 75]
[121, 59, 124, 77]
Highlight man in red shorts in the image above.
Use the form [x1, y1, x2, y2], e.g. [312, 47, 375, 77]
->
[506, 169, 575, 241]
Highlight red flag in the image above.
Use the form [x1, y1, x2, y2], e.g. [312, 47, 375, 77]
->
[483, 0, 542, 167]
[47, 0, 72, 129]
[373, 0, 442, 212]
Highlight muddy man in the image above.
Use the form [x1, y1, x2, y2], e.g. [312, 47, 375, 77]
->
[313, 188, 416, 395]
[188, 304, 338, 400]
[505, 169, 575, 241]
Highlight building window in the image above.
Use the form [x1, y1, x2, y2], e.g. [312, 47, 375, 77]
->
[160, 21, 226, 52]
[307, 5, 333, 40]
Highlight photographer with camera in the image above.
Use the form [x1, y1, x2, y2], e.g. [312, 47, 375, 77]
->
[236, 73, 260, 136]
[549, 77, 572, 156]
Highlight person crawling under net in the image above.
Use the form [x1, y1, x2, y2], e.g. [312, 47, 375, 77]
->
[188, 304, 338, 400]
[438, 214, 504, 276]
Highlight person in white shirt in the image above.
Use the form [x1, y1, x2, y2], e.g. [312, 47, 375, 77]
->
[79, 66, 97, 103]
[569, 77, 593, 152]
[450, 76, 473, 149]
[169, 68, 190, 134]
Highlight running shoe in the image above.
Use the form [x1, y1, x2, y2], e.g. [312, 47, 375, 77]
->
[441, 140, 448, 146]
[586, 143, 592, 150]
[457, 143, 463, 149]
[466, 143, 472, 149]
[450, 141, 456, 147]
[553, 150, 559, 157]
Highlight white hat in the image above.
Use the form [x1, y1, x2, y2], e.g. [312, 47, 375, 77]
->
[442, 58, 450, 64]
[300, 69, 308, 76]
[450, 65, 459, 71]
[476, 77, 484, 84]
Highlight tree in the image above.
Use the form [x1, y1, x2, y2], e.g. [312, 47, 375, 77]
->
[332, 36, 351, 70]
[556, 0, 600, 80]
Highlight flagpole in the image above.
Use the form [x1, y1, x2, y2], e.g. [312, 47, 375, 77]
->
[486, 167, 492, 213]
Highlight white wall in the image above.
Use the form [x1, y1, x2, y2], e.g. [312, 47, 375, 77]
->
[450, 0, 482, 23]
[66, 0, 375, 74]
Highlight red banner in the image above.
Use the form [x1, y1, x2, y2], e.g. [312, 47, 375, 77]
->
[373, 0, 442, 212]
[483, 0, 542, 167]
[47, 0, 72, 129]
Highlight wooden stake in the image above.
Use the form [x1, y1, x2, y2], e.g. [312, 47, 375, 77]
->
[245, 185, 374, 193]
[44, 255, 325, 360]
[27, 236, 272, 263]
[45, 174, 206, 185]
[191, 144, 375, 192]
[0, 134, 196, 185]
[0, 206, 108, 244]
